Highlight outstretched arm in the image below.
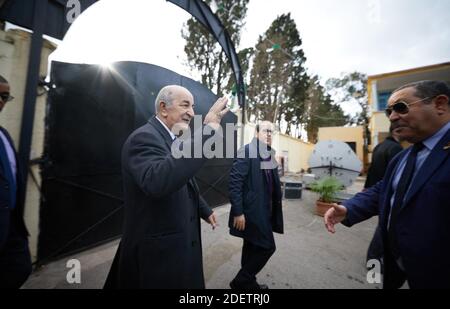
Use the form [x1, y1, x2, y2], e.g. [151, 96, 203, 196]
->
[324, 180, 383, 233]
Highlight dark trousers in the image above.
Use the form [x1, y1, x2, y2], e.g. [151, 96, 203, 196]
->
[231, 239, 275, 289]
[0, 211, 32, 289]
[367, 225, 384, 265]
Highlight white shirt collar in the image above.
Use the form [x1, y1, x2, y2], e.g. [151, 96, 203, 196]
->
[155, 116, 176, 141]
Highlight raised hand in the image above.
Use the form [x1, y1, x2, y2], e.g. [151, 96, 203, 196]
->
[204, 97, 229, 130]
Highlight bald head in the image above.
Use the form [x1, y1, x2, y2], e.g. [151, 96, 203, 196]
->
[154, 85, 191, 114]
[155, 85, 195, 132]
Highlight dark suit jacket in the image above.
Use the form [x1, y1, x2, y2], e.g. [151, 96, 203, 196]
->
[104, 116, 213, 289]
[365, 136, 403, 188]
[228, 138, 284, 249]
[0, 126, 28, 251]
[343, 128, 450, 289]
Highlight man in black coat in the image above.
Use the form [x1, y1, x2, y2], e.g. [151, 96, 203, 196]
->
[364, 126, 403, 265]
[365, 127, 403, 189]
[0, 75, 32, 288]
[104, 85, 228, 289]
[228, 121, 284, 289]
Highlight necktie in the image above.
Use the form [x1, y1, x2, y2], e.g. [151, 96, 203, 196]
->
[0, 137, 16, 209]
[388, 142, 424, 258]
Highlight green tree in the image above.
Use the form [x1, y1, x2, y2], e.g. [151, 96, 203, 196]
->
[326, 72, 369, 126]
[181, 0, 250, 97]
[304, 76, 347, 143]
[247, 13, 309, 133]
[326, 71, 370, 145]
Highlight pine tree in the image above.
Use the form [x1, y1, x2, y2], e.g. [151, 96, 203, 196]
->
[247, 13, 309, 133]
[305, 77, 347, 143]
[181, 0, 250, 97]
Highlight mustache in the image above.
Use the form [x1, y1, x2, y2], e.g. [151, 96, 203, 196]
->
[391, 121, 408, 130]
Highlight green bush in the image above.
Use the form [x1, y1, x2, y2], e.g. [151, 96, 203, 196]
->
[310, 177, 343, 203]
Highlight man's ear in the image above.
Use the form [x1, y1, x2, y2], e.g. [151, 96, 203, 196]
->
[159, 102, 167, 117]
[434, 95, 449, 115]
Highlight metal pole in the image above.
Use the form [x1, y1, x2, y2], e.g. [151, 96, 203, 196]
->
[239, 79, 245, 147]
[18, 0, 47, 209]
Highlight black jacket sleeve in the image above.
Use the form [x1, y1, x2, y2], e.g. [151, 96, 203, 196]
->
[124, 127, 207, 199]
[228, 146, 250, 217]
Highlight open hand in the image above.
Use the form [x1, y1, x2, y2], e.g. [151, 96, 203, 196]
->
[324, 204, 347, 234]
[204, 97, 229, 130]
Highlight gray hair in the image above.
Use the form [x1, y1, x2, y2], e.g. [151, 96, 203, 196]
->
[154, 86, 175, 114]
[393, 80, 450, 103]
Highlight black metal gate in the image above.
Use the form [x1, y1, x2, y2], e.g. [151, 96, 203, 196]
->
[37, 61, 236, 263]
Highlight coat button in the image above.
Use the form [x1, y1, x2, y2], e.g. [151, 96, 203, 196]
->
[191, 241, 197, 247]
[190, 216, 194, 222]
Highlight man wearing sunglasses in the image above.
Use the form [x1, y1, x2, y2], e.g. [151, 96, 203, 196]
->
[0, 75, 32, 288]
[324, 80, 450, 289]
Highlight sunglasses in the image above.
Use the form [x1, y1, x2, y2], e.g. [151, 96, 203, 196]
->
[0, 94, 14, 103]
[385, 96, 433, 117]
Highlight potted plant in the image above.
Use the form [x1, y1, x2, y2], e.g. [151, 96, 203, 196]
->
[310, 176, 344, 217]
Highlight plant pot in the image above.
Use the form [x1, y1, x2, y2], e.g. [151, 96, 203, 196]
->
[315, 200, 335, 217]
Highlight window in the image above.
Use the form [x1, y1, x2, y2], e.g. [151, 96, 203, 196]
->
[377, 92, 392, 111]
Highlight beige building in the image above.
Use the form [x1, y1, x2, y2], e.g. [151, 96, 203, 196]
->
[317, 126, 365, 164]
[368, 62, 450, 149]
[0, 28, 56, 261]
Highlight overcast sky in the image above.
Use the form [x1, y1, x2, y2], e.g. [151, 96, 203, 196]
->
[243, 0, 450, 80]
[50, 0, 450, 90]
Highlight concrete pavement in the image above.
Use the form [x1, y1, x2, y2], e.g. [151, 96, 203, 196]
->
[22, 178, 382, 289]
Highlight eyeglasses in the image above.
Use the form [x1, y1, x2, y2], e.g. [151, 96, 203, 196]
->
[385, 96, 433, 117]
[0, 94, 14, 103]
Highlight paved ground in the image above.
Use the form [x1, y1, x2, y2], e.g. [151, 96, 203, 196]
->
[22, 177, 383, 289]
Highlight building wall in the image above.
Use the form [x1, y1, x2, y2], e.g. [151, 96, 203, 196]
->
[0, 28, 56, 262]
[273, 133, 314, 173]
[369, 112, 390, 147]
[317, 126, 364, 163]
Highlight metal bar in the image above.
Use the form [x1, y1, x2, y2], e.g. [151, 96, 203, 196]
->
[309, 166, 362, 174]
[17, 0, 47, 212]
[51, 178, 123, 202]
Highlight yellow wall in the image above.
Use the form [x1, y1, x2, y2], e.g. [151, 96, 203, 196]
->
[0, 28, 56, 262]
[369, 112, 390, 148]
[273, 133, 314, 173]
[318, 126, 364, 163]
